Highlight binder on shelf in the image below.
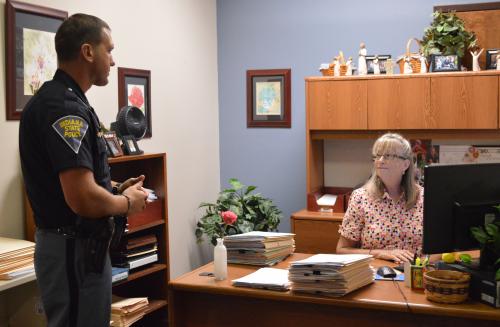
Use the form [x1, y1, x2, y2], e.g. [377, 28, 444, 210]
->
[307, 186, 353, 213]
[112, 267, 129, 284]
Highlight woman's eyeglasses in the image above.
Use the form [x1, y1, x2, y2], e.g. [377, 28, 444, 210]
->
[372, 153, 408, 161]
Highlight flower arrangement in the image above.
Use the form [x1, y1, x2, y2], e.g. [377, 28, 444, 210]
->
[420, 11, 476, 58]
[195, 178, 282, 245]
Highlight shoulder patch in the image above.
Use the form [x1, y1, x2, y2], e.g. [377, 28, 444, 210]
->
[52, 115, 89, 154]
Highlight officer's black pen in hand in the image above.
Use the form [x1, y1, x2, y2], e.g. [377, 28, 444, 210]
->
[122, 180, 148, 215]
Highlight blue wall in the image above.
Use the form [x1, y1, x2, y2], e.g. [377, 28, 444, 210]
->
[217, 0, 486, 232]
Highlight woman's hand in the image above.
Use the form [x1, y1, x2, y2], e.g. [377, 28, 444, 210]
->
[377, 249, 414, 263]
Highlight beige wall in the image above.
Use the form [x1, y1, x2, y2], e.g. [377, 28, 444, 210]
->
[0, 0, 220, 284]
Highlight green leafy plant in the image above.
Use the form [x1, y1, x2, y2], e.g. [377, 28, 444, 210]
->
[195, 178, 282, 245]
[420, 11, 476, 57]
[471, 209, 500, 280]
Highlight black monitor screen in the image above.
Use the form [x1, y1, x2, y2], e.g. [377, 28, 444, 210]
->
[423, 163, 500, 254]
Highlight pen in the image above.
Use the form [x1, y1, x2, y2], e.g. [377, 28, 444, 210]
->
[413, 253, 417, 265]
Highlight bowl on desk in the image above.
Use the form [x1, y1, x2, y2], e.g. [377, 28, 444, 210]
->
[423, 270, 471, 304]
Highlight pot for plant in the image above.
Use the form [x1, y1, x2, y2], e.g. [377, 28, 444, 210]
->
[480, 246, 500, 271]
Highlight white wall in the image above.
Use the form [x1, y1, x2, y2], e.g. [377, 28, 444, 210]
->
[0, 0, 220, 281]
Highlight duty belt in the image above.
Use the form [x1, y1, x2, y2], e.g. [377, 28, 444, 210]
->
[38, 226, 77, 237]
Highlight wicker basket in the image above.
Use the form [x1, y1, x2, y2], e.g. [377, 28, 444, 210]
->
[397, 38, 422, 73]
[424, 270, 470, 304]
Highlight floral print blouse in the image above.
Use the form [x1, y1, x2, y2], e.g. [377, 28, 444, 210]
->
[339, 186, 424, 255]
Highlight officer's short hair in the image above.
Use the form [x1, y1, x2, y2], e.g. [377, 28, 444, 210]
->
[55, 13, 110, 62]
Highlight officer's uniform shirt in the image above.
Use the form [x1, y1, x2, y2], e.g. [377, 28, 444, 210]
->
[20, 69, 112, 229]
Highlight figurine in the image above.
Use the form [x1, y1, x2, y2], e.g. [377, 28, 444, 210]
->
[358, 42, 367, 75]
[403, 56, 413, 74]
[470, 48, 484, 72]
[419, 55, 427, 73]
[333, 56, 340, 77]
[373, 56, 380, 75]
[385, 58, 393, 75]
[346, 56, 353, 76]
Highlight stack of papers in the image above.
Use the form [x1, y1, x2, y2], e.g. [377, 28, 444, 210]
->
[0, 237, 35, 280]
[224, 231, 295, 266]
[111, 296, 149, 327]
[289, 254, 374, 297]
[232, 268, 291, 291]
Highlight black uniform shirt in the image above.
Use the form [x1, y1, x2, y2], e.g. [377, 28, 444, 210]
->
[19, 69, 112, 228]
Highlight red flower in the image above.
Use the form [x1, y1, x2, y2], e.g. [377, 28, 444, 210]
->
[221, 211, 237, 225]
[128, 86, 144, 108]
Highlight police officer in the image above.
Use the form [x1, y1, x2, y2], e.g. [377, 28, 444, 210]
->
[19, 14, 148, 326]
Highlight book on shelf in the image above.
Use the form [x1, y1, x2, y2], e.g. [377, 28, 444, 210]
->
[111, 267, 129, 284]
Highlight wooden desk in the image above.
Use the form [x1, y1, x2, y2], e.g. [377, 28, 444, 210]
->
[168, 253, 500, 327]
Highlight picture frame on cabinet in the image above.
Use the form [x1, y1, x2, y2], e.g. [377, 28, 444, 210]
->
[366, 55, 391, 74]
[121, 135, 143, 155]
[246, 69, 291, 128]
[430, 54, 461, 72]
[103, 131, 123, 157]
[485, 49, 499, 70]
[5, 0, 67, 120]
[118, 67, 152, 138]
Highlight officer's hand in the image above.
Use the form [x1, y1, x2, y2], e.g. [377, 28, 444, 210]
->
[118, 175, 145, 194]
[122, 180, 148, 215]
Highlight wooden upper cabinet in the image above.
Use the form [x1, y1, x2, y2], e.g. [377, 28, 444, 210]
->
[430, 75, 498, 129]
[307, 80, 367, 130]
[368, 77, 432, 129]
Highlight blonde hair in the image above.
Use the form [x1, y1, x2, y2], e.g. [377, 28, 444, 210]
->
[364, 133, 419, 209]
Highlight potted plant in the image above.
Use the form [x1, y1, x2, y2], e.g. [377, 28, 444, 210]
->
[471, 218, 500, 281]
[195, 178, 282, 245]
[420, 11, 476, 58]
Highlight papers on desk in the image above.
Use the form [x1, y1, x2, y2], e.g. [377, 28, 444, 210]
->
[0, 237, 35, 280]
[289, 254, 374, 297]
[232, 268, 291, 291]
[224, 232, 295, 266]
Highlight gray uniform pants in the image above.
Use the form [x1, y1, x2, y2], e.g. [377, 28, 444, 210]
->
[34, 229, 111, 327]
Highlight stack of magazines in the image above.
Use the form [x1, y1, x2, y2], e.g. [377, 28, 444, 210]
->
[224, 231, 295, 266]
[289, 254, 374, 297]
[0, 237, 35, 280]
[111, 296, 149, 327]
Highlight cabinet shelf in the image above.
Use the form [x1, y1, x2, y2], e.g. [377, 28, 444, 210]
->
[127, 219, 165, 234]
[144, 299, 168, 315]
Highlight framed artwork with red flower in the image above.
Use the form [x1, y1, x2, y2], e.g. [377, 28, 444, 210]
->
[5, 0, 67, 120]
[118, 67, 152, 138]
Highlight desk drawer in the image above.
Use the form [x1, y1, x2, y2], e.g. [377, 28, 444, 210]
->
[292, 219, 340, 254]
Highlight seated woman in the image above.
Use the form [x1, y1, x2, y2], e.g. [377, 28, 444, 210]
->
[336, 133, 423, 263]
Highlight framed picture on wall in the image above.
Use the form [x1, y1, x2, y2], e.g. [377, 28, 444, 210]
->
[5, 0, 67, 120]
[118, 67, 152, 138]
[246, 69, 291, 128]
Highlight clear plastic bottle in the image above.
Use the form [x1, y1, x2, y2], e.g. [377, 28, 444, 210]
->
[214, 238, 227, 280]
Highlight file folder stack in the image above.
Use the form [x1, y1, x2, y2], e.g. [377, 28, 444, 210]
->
[0, 237, 35, 280]
[232, 267, 291, 291]
[223, 231, 295, 266]
[111, 234, 158, 270]
[111, 296, 149, 327]
[289, 254, 374, 297]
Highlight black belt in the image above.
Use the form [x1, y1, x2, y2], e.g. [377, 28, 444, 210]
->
[38, 226, 77, 237]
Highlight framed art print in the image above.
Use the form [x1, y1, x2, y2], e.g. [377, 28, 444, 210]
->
[486, 49, 499, 70]
[430, 54, 461, 72]
[246, 69, 291, 128]
[118, 67, 152, 138]
[366, 55, 391, 74]
[5, 0, 67, 120]
[103, 131, 123, 157]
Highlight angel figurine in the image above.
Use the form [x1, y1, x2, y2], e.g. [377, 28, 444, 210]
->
[333, 56, 340, 77]
[373, 56, 380, 75]
[346, 56, 353, 76]
[358, 42, 367, 75]
[470, 48, 484, 72]
[403, 56, 413, 74]
[419, 55, 427, 73]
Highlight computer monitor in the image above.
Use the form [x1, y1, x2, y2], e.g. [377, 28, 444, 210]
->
[423, 163, 500, 254]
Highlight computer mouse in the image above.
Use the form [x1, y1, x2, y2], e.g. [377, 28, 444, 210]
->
[376, 266, 397, 278]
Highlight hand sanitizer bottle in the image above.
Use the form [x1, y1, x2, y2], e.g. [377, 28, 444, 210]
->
[214, 238, 227, 281]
